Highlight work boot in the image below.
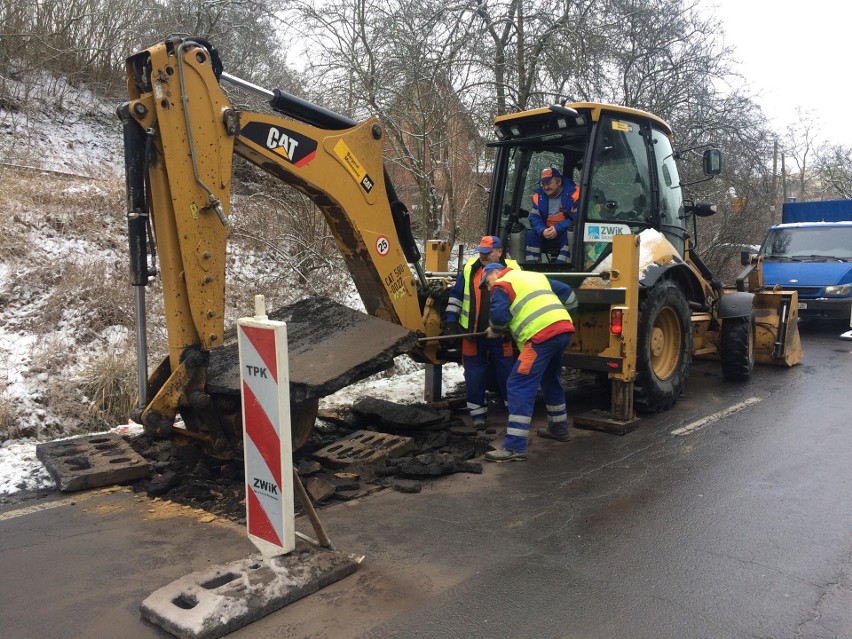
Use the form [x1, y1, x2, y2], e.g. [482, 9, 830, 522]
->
[485, 448, 527, 462]
[537, 427, 571, 442]
[473, 419, 487, 430]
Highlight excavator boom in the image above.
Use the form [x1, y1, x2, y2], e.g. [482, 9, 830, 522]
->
[120, 36, 441, 455]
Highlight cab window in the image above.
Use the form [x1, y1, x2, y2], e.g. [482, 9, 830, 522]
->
[582, 116, 651, 269]
[652, 129, 686, 255]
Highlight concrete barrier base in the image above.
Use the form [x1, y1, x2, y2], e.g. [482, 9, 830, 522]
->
[140, 542, 359, 639]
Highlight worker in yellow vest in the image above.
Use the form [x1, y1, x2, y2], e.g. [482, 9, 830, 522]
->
[443, 236, 515, 427]
[481, 262, 577, 462]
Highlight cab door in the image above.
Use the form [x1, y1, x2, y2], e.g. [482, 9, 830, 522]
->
[579, 115, 654, 270]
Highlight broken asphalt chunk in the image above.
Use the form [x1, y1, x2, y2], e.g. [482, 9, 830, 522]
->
[381, 452, 483, 478]
[352, 397, 451, 430]
[391, 478, 422, 493]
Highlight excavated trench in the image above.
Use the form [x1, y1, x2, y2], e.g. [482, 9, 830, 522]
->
[128, 394, 501, 524]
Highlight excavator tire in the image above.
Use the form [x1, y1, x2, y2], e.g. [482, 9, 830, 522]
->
[634, 280, 692, 413]
[720, 315, 755, 381]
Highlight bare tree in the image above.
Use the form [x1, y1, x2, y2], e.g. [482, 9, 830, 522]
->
[293, 0, 485, 243]
[813, 144, 852, 200]
[471, 0, 600, 114]
[782, 107, 822, 201]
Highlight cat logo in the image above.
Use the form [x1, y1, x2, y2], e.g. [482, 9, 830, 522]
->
[266, 128, 299, 161]
[240, 121, 318, 167]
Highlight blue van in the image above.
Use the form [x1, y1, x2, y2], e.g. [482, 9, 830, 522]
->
[759, 200, 852, 319]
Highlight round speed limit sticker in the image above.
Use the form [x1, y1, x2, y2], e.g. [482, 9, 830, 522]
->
[376, 235, 390, 256]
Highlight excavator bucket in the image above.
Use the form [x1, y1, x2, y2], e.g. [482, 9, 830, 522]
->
[753, 289, 803, 366]
[174, 297, 417, 455]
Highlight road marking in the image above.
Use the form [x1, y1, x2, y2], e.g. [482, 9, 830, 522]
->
[671, 397, 763, 436]
[0, 489, 108, 522]
[0, 499, 70, 522]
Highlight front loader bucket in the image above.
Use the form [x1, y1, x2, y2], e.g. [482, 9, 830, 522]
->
[753, 289, 803, 367]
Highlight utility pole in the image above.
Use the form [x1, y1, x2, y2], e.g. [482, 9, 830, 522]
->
[771, 140, 780, 224]
[772, 139, 779, 204]
[781, 152, 788, 224]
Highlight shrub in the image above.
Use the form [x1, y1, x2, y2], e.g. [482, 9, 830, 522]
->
[75, 348, 137, 430]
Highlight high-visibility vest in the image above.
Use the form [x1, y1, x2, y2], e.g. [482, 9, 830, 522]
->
[498, 270, 572, 349]
[458, 256, 483, 330]
[460, 257, 518, 330]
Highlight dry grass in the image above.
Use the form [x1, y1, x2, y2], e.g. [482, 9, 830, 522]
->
[0, 167, 125, 259]
[74, 349, 137, 431]
[226, 179, 354, 318]
[0, 395, 22, 440]
[39, 258, 134, 342]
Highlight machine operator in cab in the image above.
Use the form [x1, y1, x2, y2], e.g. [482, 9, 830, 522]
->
[525, 167, 579, 263]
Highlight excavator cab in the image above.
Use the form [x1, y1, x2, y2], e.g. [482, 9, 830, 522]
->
[490, 104, 702, 270]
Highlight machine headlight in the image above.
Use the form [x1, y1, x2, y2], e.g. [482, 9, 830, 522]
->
[825, 284, 852, 296]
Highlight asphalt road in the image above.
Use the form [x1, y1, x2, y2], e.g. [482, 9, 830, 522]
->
[1, 320, 850, 638]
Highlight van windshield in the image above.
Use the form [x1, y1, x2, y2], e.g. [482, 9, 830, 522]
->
[760, 226, 852, 261]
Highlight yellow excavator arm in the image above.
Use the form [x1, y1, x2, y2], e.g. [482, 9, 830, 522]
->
[119, 36, 443, 455]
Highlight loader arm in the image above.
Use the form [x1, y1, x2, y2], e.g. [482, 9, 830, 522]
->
[120, 37, 439, 455]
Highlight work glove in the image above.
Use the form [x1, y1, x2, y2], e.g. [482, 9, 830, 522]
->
[485, 327, 502, 339]
[445, 321, 463, 336]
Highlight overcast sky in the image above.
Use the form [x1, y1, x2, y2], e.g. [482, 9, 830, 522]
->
[712, 0, 852, 147]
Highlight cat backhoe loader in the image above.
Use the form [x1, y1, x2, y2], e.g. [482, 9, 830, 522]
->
[120, 36, 802, 456]
[485, 104, 802, 430]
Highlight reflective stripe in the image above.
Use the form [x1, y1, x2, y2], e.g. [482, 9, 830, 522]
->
[497, 270, 572, 349]
[546, 403, 566, 412]
[446, 298, 462, 314]
[513, 289, 551, 312]
[513, 304, 568, 340]
[506, 427, 530, 438]
[459, 293, 471, 325]
[508, 414, 532, 425]
[565, 292, 578, 312]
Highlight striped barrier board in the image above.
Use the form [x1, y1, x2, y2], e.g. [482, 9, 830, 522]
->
[238, 300, 295, 557]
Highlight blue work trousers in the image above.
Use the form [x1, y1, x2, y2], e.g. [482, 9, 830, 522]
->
[504, 331, 573, 452]
[463, 335, 513, 423]
[525, 229, 571, 263]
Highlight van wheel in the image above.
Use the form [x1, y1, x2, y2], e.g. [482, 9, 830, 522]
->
[634, 280, 692, 412]
[720, 315, 755, 381]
